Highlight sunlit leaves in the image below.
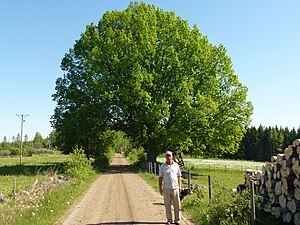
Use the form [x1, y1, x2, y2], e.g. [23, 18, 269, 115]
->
[52, 2, 253, 158]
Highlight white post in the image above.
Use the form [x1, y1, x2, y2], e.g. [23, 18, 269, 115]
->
[14, 176, 16, 198]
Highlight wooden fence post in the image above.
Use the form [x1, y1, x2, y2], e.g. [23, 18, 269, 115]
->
[208, 175, 212, 202]
[250, 180, 256, 225]
[188, 169, 191, 192]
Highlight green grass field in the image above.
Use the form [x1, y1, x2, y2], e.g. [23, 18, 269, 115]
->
[157, 156, 265, 189]
[143, 157, 286, 225]
[0, 152, 99, 225]
[184, 158, 264, 171]
[0, 154, 69, 196]
[0, 154, 280, 225]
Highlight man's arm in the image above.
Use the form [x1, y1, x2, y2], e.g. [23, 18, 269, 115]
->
[178, 176, 181, 192]
[159, 176, 163, 195]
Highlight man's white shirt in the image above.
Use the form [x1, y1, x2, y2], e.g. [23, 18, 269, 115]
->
[159, 162, 181, 189]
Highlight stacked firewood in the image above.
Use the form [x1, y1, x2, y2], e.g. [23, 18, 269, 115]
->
[244, 139, 300, 224]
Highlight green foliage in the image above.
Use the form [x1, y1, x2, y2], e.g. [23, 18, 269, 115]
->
[64, 147, 93, 181]
[183, 186, 251, 225]
[52, 1, 253, 161]
[211, 186, 250, 224]
[183, 167, 249, 224]
[0, 150, 10, 156]
[9, 147, 19, 155]
[124, 146, 145, 165]
[33, 132, 43, 149]
[235, 125, 300, 162]
[92, 130, 129, 169]
[93, 146, 115, 169]
[0, 132, 54, 157]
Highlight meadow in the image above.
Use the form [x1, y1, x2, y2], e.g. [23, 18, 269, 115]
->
[141, 157, 284, 225]
[0, 152, 98, 225]
[184, 158, 264, 172]
[0, 153, 282, 225]
[0, 154, 69, 196]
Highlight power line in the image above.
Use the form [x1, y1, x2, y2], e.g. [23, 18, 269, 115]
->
[16, 114, 29, 165]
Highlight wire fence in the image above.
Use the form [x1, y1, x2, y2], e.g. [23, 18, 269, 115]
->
[186, 163, 263, 173]
[148, 162, 285, 225]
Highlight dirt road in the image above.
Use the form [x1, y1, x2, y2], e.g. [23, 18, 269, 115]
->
[56, 154, 194, 225]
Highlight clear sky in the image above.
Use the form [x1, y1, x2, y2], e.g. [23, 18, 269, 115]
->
[1, 0, 300, 141]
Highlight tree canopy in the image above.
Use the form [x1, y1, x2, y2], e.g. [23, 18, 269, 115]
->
[51, 2, 253, 161]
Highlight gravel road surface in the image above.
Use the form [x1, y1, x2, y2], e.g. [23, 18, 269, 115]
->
[56, 154, 194, 225]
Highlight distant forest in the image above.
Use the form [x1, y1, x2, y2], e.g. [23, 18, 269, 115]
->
[1, 126, 299, 162]
[229, 125, 300, 162]
[0, 132, 51, 156]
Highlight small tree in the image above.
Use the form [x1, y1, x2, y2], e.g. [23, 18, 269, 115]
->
[33, 132, 43, 149]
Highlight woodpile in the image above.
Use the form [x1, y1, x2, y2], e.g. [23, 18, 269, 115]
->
[244, 139, 300, 225]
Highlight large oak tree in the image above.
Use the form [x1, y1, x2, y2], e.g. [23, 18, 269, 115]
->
[52, 2, 253, 161]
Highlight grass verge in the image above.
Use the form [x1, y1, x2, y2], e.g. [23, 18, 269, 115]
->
[0, 150, 100, 225]
[136, 162, 286, 225]
[3, 172, 99, 225]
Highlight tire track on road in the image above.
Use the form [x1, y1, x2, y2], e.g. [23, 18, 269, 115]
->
[57, 154, 195, 225]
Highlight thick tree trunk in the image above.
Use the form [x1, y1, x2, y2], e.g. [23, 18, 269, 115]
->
[144, 143, 158, 163]
[147, 151, 157, 163]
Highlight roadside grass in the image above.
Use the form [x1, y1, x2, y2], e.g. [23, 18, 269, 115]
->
[0, 154, 68, 196]
[4, 173, 98, 225]
[0, 152, 100, 225]
[137, 157, 285, 225]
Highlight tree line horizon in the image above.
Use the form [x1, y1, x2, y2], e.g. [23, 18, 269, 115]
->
[0, 125, 299, 163]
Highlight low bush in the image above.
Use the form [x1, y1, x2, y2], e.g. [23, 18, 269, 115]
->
[124, 146, 146, 166]
[0, 150, 11, 156]
[182, 181, 251, 225]
[64, 147, 93, 181]
[93, 146, 115, 170]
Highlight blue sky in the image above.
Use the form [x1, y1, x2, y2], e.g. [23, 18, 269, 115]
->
[1, 0, 300, 141]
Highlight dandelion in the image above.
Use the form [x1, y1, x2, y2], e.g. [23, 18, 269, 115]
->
[32, 212, 36, 216]
[51, 209, 54, 213]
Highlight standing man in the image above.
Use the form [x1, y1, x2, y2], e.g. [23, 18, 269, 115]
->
[159, 151, 182, 225]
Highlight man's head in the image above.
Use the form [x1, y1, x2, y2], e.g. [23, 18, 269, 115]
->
[165, 151, 172, 157]
[165, 151, 173, 164]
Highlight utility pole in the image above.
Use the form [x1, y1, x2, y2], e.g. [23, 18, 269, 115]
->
[16, 114, 29, 165]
